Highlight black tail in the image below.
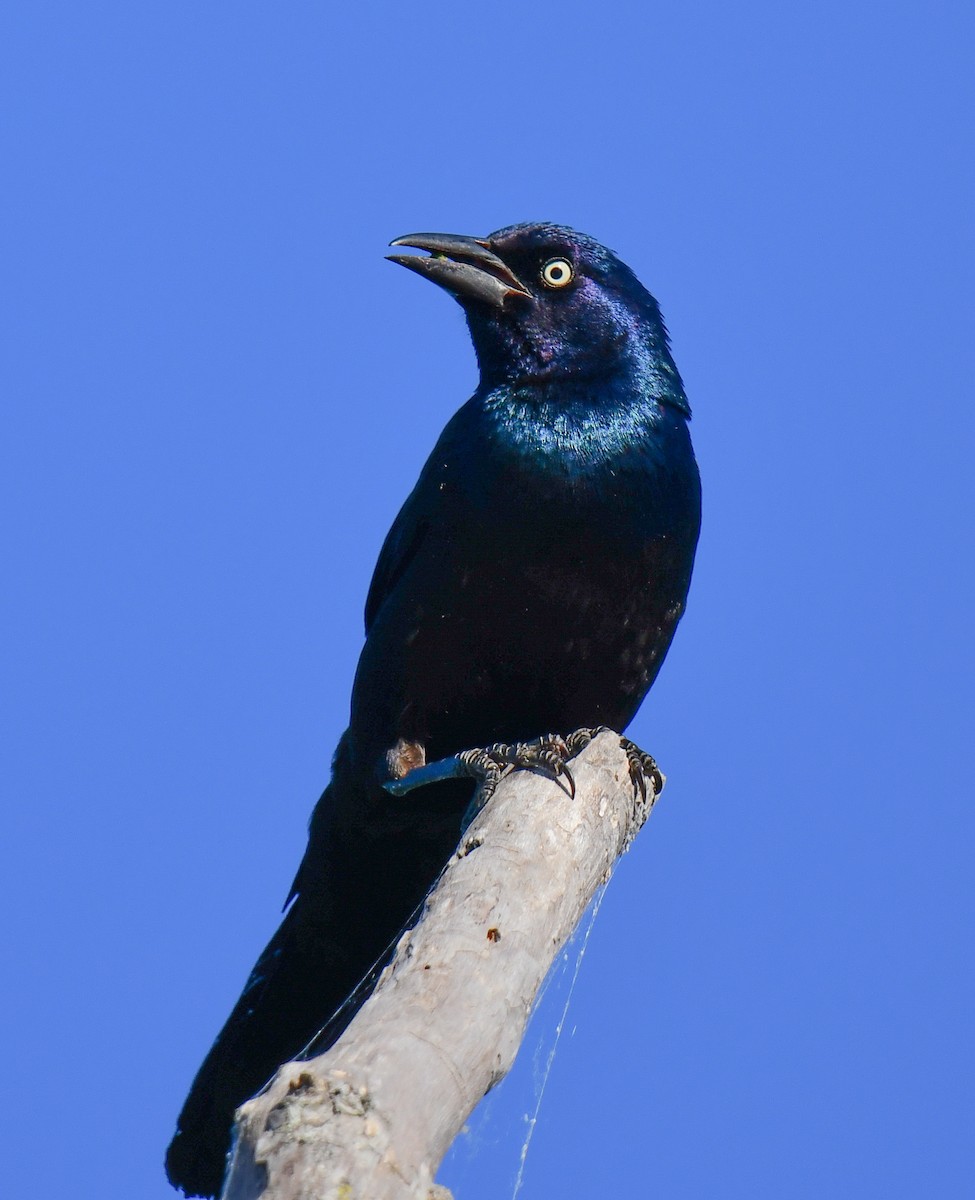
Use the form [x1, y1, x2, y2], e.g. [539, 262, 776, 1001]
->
[165, 739, 471, 1197]
[165, 896, 367, 1197]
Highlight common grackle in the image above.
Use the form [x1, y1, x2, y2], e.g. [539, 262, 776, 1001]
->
[165, 224, 701, 1197]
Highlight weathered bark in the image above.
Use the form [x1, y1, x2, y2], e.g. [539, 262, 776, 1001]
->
[222, 730, 656, 1200]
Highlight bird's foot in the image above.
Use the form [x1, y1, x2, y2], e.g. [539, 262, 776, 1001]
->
[562, 727, 665, 803]
[383, 733, 577, 810]
[459, 734, 580, 807]
[383, 729, 663, 822]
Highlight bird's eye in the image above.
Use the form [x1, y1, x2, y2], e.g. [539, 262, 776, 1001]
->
[540, 258, 574, 288]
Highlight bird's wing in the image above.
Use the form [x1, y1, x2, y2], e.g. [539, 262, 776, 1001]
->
[364, 500, 431, 634]
[363, 407, 467, 633]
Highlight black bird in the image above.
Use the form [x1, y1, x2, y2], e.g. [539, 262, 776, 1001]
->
[165, 223, 701, 1197]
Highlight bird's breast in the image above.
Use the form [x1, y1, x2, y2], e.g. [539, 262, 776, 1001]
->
[351, 387, 700, 761]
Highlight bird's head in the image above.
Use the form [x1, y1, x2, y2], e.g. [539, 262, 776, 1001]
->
[388, 222, 688, 413]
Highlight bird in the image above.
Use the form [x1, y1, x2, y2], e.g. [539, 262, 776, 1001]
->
[165, 223, 701, 1198]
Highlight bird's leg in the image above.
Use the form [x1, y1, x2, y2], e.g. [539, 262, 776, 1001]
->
[563, 727, 666, 803]
[383, 733, 576, 809]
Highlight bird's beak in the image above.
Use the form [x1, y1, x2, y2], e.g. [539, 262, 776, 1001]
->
[387, 232, 531, 309]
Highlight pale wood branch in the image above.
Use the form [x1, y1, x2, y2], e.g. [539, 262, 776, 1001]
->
[222, 731, 655, 1200]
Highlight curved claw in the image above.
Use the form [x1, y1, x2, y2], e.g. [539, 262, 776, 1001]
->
[620, 737, 664, 805]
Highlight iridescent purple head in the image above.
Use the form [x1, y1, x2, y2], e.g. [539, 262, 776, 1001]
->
[388, 222, 688, 412]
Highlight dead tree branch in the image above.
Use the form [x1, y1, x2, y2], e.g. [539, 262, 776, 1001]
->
[222, 730, 656, 1200]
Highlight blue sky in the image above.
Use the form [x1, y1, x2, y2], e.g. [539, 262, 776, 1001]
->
[2, 3, 972, 1197]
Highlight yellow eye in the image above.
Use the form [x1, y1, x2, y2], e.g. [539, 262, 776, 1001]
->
[540, 257, 573, 288]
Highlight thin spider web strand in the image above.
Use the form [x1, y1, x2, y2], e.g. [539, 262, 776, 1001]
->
[511, 868, 616, 1199]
